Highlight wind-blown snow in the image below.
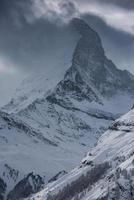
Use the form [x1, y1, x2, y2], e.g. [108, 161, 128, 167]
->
[27, 109, 134, 200]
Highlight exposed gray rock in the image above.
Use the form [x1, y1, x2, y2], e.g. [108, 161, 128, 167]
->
[48, 18, 134, 105]
[7, 173, 44, 200]
[0, 177, 6, 200]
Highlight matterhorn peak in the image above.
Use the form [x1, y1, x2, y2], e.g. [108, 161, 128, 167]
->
[71, 18, 105, 70]
[71, 18, 101, 41]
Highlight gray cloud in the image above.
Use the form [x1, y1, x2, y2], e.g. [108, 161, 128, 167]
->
[28, 0, 134, 35]
[96, 0, 134, 10]
[76, 0, 134, 35]
[0, 0, 78, 72]
[0, 19, 77, 72]
[29, 0, 78, 24]
[0, 0, 33, 25]
[0, 0, 134, 73]
[1, 0, 134, 34]
[60, 1, 77, 18]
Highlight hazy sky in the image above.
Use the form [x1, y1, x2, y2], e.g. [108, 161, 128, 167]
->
[0, 0, 134, 106]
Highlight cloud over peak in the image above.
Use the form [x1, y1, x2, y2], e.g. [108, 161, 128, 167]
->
[97, 0, 134, 10]
[30, 0, 134, 35]
[1, 0, 134, 35]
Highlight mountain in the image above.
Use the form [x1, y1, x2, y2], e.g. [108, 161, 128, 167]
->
[1, 18, 134, 199]
[49, 18, 134, 105]
[0, 110, 57, 200]
[26, 108, 134, 200]
[3, 19, 134, 114]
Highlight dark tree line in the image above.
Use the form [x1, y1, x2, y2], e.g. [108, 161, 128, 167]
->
[46, 162, 110, 200]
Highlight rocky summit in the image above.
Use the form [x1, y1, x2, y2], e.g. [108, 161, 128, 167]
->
[51, 18, 134, 105]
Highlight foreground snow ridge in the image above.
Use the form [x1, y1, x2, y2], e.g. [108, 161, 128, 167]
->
[27, 109, 134, 200]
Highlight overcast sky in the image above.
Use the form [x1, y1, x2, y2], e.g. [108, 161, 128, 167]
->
[0, 0, 134, 106]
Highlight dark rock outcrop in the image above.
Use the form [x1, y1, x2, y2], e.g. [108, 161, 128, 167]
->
[0, 177, 6, 200]
[7, 173, 44, 200]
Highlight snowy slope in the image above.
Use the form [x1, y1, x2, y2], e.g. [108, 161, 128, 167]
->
[3, 68, 65, 114]
[0, 110, 92, 199]
[27, 108, 134, 200]
[0, 110, 57, 198]
[1, 18, 134, 200]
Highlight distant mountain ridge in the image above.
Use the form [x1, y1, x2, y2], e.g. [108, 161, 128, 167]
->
[1, 18, 134, 200]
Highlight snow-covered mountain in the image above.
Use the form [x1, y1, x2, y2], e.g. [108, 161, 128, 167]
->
[3, 18, 134, 114]
[1, 18, 134, 199]
[26, 108, 134, 200]
[0, 110, 57, 199]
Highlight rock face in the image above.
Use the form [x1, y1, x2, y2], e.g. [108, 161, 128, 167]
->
[0, 178, 6, 200]
[27, 109, 134, 200]
[50, 18, 134, 104]
[0, 111, 50, 199]
[1, 18, 134, 200]
[7, 173, 44, 200]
